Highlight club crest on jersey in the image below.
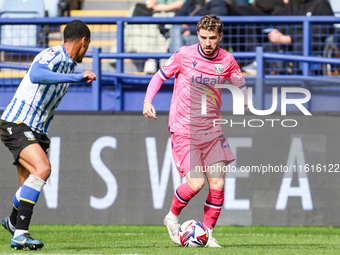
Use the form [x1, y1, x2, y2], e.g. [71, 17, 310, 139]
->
[24, 131, 36, 141]
[215, 64, 224, 74]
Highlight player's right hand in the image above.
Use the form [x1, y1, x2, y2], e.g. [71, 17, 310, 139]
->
[83, 70, 97, 83]
[143, 101, 157, 119]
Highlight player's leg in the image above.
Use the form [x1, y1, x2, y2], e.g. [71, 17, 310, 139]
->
[164, 132, 204, 245]
[167, 169, 205, 221]
[164, 169, 205, 245]
[201, 133, 235, 247]
[11, 143, 50, 250]
[205, 161, 225, 248]
[3, 164, 30, 234]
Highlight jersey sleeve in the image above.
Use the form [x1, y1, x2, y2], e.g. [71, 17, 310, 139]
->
[227, 57, 246, 89]
[158, 48, 184, 81]
[38, 48, 63, 71]
[29, 48, 84, 85]
[144, 72, 164, 103]
[30, 62, 84, 85]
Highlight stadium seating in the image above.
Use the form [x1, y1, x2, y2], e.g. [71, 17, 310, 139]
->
[322, 0, 340, 75]
[0, 12, 339, 111]
[43, 0, 62, 17]
[70, 10, 129, 17]
[81, 0, 137, 13]
[70, 0, 132, 17]
[329, 0, 340, 16]
[0, 0, 45, 46]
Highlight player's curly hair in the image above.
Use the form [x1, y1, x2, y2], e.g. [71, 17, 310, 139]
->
[197, 14, 223, 34]
[64, 20, 91, 42]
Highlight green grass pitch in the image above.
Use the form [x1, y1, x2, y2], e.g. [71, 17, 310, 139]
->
[1, 225, 340, 254]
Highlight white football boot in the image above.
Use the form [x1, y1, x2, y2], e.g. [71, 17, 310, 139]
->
[205, 237, 222, 248]
[163, 216, 181, 245]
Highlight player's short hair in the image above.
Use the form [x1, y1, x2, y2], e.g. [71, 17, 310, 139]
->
[64, 20, 91, 42]
[197, 15, 223, 34]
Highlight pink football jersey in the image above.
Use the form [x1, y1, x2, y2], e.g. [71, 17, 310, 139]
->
[158, 44, 246, 134]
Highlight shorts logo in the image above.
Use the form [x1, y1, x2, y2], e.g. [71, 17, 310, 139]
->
[24, 131, 36, 141]
[7, 127, 12, 135]
[176, 162, 182, 172]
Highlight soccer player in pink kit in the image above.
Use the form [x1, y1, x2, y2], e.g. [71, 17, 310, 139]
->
[143, 14, 250, 247]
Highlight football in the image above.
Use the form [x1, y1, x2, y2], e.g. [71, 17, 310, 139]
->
[178, 219, 209, 247]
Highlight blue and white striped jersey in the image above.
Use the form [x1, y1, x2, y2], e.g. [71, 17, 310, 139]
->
[1, 44, 84, 135]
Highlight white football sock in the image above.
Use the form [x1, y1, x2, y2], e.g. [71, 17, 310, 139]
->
[13, 229, 29, 238]
[166, 210, 179, 223]
[208, 228, 213, 238]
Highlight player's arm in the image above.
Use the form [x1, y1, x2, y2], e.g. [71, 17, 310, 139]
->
[240, 86, 251, 110]
[239, 85, 256, 110]
[227, 73, 251, 109]
[143, 72, 165, 120]
[227, 57, 254, 109]
[30, 61, 96, 84]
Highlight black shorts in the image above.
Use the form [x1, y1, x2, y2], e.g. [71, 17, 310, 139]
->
[0, 120, 50, 165]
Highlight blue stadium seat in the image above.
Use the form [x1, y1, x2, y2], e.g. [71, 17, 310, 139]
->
[0, 0, 45, 46]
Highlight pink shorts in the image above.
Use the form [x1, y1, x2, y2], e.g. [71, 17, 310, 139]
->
[171, 131, 235, 178]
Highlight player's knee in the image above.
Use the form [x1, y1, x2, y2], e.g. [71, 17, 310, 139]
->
[209, 178, 224, 190]
[189, 178, 205, 192]
[34, 161, 51, 181]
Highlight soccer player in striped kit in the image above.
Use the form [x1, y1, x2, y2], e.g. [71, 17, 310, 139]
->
[0, 20, 96, 250]
[143, 14, 250, 247]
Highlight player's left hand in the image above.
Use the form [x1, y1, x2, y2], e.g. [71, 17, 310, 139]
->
[83, 70, 97, 83]
[143, 101, 157, 119]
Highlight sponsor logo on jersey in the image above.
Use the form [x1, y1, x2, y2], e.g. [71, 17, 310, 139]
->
[165, 55, 174, 66]
[191, 74, 221, 86]
[215, 64, 224, 74]
[193, 61, 198, 68]
[39, 52, 55, 64]
[231, 69, 243, 79]
[24, 131, 36, 141]
[190, 74, 223, 107]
